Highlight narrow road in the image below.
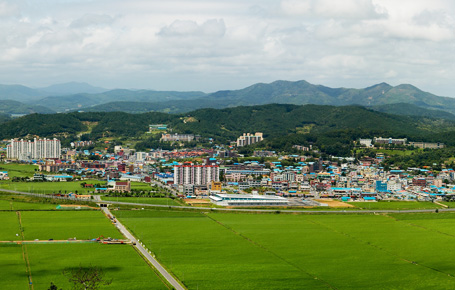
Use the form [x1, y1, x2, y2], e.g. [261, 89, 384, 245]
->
[102, 200, 454, 214]
[101, 207, 185, 290]
[2, 187, 454, 214]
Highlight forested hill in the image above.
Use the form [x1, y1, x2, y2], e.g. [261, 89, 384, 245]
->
[79, 80, 455, 115]
[1, 104, 454, 149]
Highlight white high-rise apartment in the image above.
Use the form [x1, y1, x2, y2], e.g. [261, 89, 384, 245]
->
[174, 163, 220, 186]
[236, 132, 263, 147]
[7, 138, 61, 160]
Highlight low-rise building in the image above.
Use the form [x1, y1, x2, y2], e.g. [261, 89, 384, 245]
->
[210, 193, 288, 206]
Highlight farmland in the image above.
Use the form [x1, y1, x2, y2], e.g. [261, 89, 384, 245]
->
[101, 196, 181, 206]
[116, 209, 455, 289]
[0, 209, 169, 289]
[0, 163, 38, 178]
[27, 244, 168, 290]
[0, 179, 100, 194]
[347, 200, 442, 210]
[20, 211, 124, 240]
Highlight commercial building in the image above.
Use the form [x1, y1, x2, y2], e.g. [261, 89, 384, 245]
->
[174, 163, 220, 186]
[359, 139, 373, 147]
[236, 132, 263, 147]
[7, 138, 61, 160]
[373, 137, 407, 145]
[408, 142, 445, 149]
[209, 193, 288, 206]
[149, 124, 168, 131]
[161, 133, 194, 142]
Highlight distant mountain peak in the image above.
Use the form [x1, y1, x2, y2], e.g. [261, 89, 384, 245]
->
[38, 82, 108, 96]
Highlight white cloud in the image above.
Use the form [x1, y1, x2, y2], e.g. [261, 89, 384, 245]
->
[0, 1, 18, 17]
[0, 0, 453, 96]
[158, 19, 225, 38]
[280, 0, 387, 19]
[70, 14, 115, 29]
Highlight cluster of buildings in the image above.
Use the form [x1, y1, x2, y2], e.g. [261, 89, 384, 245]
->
[7, 138, 61, 161]
[236, 132, 263, 147]
[359, 137, 445, 149]
[161, 133, 195, 142]
[2, 131, 454, 206]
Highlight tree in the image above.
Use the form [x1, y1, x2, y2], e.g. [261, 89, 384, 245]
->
[63, 265, 112, 290]
[48, 282, 62, 290]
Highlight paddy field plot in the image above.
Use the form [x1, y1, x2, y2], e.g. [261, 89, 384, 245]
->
[0, 244, 29, 289]
[0, 209, 168, 289]
[0, 212, 21, 241]
[347, 200, 442, 210]
[0, 179, 100, 194]
[26, 244, 168, 290]
[101, 196, 181, 206]
[20, 211, 123, 240]
[0, 199, 57, 210]
[117, 210, 455, 290]
[116, 210, 328, 290]
[0, 163, 38, 178]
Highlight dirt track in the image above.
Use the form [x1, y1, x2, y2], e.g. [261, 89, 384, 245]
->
[314, 199, 355, 208]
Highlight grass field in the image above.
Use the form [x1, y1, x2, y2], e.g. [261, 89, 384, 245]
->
[117, 210, 324, 290]
[20, 211, 123, 240]
[26, 244, 168, 290]
[0, 245, 29, 289]
[0, 179, 100, 194]
[0, 212, 21, 240]
[101, 196, 181, 206]
[0, 199, 57, 210]
[116, 210, 455, 289]
[0, 163, 38, 178]
[130, 182, 154, 190]
[0, 209, 168, 289]
[348, 201, 442, 210]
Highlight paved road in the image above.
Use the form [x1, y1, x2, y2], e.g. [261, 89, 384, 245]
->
[102, 200, 455, 214]
[101, 207, 185, 290]
[2, 187, 454, 214]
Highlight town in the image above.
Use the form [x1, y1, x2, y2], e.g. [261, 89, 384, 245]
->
[1, 130, 452, 209]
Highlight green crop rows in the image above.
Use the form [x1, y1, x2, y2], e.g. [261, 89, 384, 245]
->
[117, 210, 455, 289]
[101, 196, 181, 206]
[0, 210, 168, 289]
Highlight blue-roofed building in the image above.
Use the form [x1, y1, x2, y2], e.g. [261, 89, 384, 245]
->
[376, 180, 388, 192]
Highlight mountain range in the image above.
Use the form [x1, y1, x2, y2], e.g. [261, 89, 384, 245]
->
[1, 80, 455, 120]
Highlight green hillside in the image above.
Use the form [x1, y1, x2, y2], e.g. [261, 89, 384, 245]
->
[1, 104, 454, 157]
[0, 100, 55, 115]
[74, 80, 455, 117]
[370, 103, 455, 120]
[37, 89, 207, 112]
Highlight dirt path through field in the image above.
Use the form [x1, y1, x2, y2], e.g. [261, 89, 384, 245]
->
[314, 199, 355, 208]
[17, 211, 33, 290]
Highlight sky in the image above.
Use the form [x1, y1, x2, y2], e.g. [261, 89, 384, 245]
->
[0, 0, 455, 96]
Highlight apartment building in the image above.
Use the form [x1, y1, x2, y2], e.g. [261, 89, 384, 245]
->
[236, 132, 263, 147]
[174, 163, 220, 186]
[7, 138, 61, 160]
[161, 133, 194, 142]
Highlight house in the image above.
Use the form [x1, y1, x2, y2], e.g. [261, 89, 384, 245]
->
[109, 181, 131, 193]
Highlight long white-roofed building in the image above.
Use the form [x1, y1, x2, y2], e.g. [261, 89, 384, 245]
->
[7, 138, 61, 160]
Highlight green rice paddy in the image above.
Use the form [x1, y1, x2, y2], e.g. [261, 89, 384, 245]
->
[20, 211, 123, 240]
[0, 179, 100, 194]
[0, 210, 168, 289]
[117, 210, 455, 290]
[348, 201, 442, 210]
[27, 244, 168, 290]
[101, 196, 181, 206]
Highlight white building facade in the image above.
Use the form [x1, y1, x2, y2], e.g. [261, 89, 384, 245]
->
[174, 164, 219, 186]
[236, 132, 263, 147]
[7, 138, 61, 160]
